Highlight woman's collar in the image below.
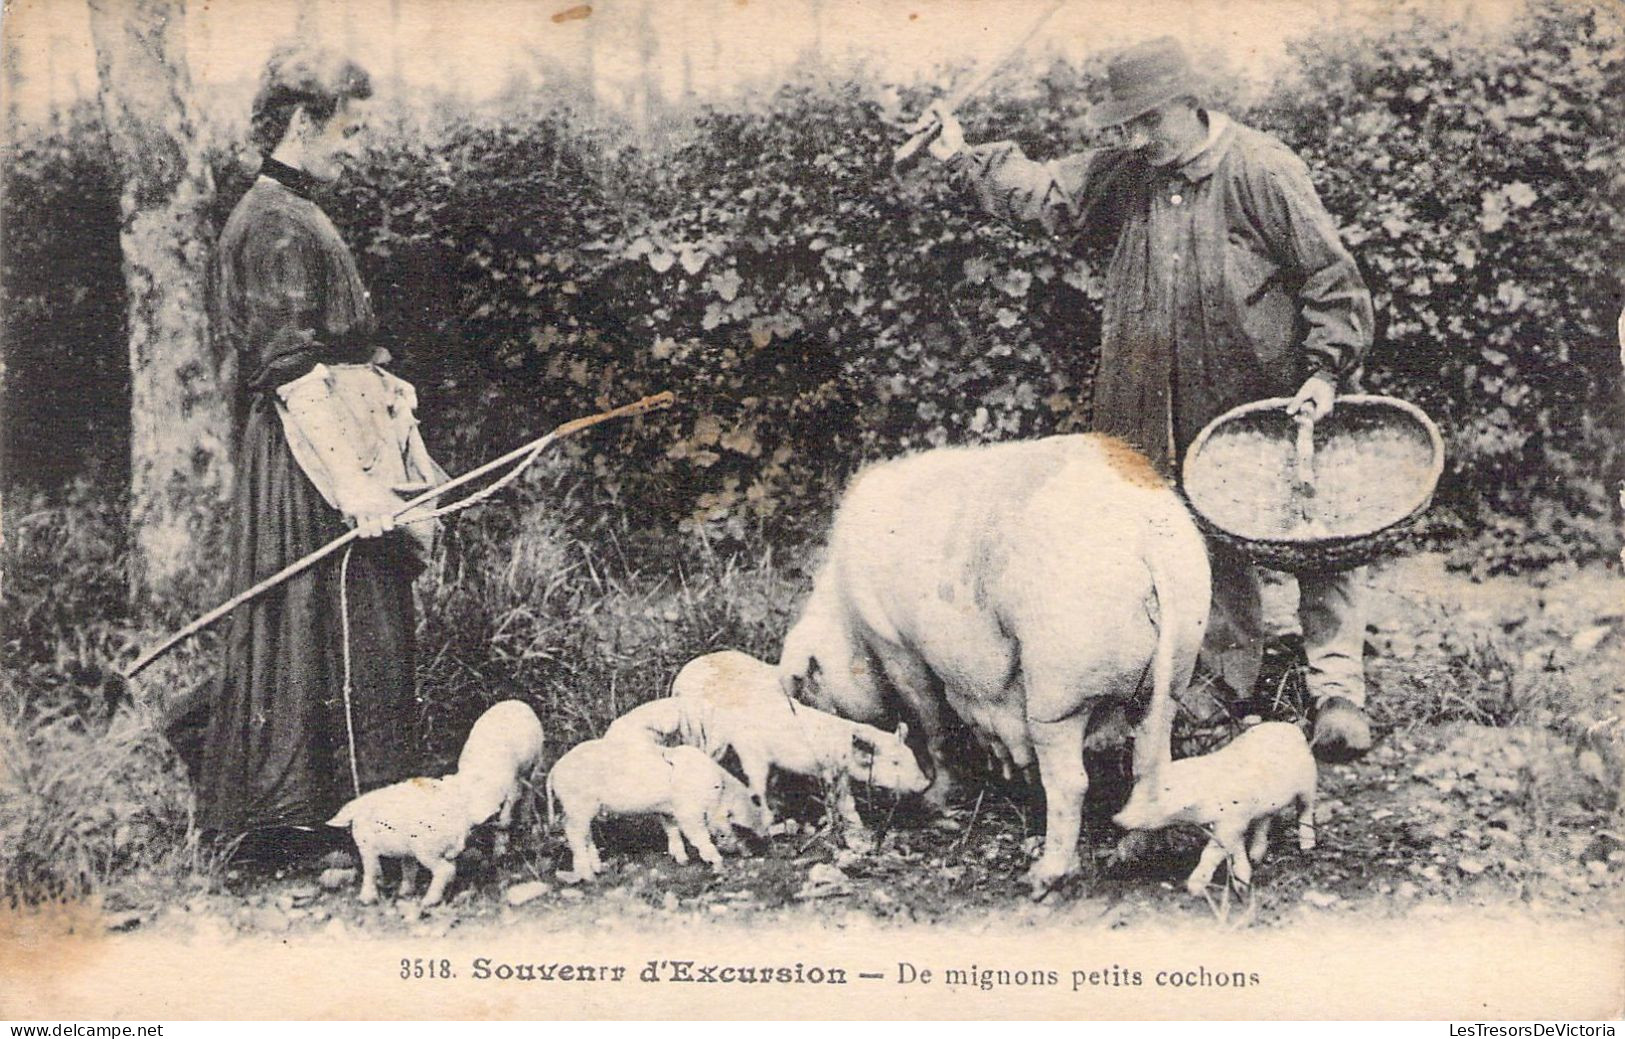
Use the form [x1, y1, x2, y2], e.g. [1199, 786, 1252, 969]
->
[258, 156, 322, 200]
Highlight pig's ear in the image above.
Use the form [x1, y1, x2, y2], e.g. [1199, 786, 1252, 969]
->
[781, 671, 804, 703]
[851, 734, 876, 764]
[894, 721, 909, 743]
[807, 655, 822, 678]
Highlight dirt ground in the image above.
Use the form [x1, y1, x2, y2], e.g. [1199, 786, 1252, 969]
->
[85, 553, 1625, 942]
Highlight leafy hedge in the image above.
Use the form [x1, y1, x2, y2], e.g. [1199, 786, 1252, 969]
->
[4, 0, 1622, 573]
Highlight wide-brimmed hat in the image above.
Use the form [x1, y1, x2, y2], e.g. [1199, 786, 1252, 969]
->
[1085, 36, 1199, 130]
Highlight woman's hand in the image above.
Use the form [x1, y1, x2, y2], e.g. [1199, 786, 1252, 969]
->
[340, 485, 404, 539]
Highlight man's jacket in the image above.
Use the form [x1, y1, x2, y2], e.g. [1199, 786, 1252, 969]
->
[950, 112, 1374, 474]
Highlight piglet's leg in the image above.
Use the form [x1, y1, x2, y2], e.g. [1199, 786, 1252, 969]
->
[397, 859, 418, 899]
[563, 814, 600, 878]
[660, 817, 691, 864]
[421, 857, 457, 906]
[1247, 816, 1272, 864]
[675, 808, 724, 868]
[497, 784, 518, 829]
[356, 843, 383, 905]
[830, 773, 874, 852]
[1296, 792, 1317, 851]
[1215, 821, 1252, 889]
[1186, 838, 1228, 896]
[739, 754, 776, 827]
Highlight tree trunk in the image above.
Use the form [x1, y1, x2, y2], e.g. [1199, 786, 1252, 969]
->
[86, 0, 231, 614]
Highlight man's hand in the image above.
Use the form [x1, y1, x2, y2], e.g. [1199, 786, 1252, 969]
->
[926, 102, 965, 161]
[1287, 373, 1336, 422]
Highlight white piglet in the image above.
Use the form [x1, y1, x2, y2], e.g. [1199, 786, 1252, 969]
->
[327, 776, 473, 906]
[327, 699, 544, 906]
[1112, 721, 1318, 896]
[455, 699, 546, 843]
[601, 697, 687, 746]
[673, 650, 930, 839]
[546, 738, 769, 879]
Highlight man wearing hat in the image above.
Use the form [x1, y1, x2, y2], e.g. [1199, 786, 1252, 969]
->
[927, 35, 1376, 758]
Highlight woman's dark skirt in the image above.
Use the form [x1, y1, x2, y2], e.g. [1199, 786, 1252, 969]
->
[184, 394, 424, 836]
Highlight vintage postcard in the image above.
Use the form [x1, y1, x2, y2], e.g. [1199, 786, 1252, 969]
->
[1, 0, 1621, 1021]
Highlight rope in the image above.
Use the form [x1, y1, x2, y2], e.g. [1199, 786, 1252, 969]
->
[406, 441, 549, 525]
[338, 543, 362, 799]
[122, 391, 674, 681]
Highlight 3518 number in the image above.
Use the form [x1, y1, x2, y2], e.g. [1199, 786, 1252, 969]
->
[401, 958, 454, 980]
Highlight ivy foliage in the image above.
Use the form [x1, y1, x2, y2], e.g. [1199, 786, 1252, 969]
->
[3, 1, 1621, 570]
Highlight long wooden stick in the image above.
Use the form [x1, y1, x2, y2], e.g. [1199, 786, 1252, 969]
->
[123, 391, 675, 680]
[893, 0, 1070, 166]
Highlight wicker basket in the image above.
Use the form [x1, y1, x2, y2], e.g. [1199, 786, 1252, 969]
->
[1180, 394, 1445, 573]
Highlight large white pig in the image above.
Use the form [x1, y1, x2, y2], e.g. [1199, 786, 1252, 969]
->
[777, 434, 1211, 897]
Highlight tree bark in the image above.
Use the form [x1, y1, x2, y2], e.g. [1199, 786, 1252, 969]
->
[85, 0, 231, 614]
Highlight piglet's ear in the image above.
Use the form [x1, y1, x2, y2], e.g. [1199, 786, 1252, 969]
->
[807, 655, 822, 678]
[851, 734, 876, 762]
[894, 722, 909, 742]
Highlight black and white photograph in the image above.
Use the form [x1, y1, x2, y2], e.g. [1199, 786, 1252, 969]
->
[1, 0, 1621, 1021]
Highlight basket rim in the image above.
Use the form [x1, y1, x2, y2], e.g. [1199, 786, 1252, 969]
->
[1180, 393, 1446, 549]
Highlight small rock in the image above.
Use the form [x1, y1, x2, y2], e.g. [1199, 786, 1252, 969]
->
[559, 887, 585, 902]
[797, 862, 853, 900]
[868, 889, 895, 907]
[253, 907, 291, 932]
[1396, 882, 1419, 899]
[318, 868, 356, 891]
[930, 817, 963, 833]
[399, 902, 423, 923]
[320, 850, 357, 870]
[1302, 890, 1341, 909]
[104, 911, 143, 933]
[286, 883, 318, 905]
[1586, 860, 1608, 877]
[1370, 808, 1394, 822]
[1457, 857, 1487, 876]
[506, 881, 550, 907]
[833, 849, 866, 871]
[1571, 624, 1615, 654]
[708, 904, 730, 915]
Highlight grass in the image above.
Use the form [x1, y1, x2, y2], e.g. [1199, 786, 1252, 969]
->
[1, 477, 1619, 912]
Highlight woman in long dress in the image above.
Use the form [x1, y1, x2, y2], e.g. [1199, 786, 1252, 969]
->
[193, 48, 426, 841]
